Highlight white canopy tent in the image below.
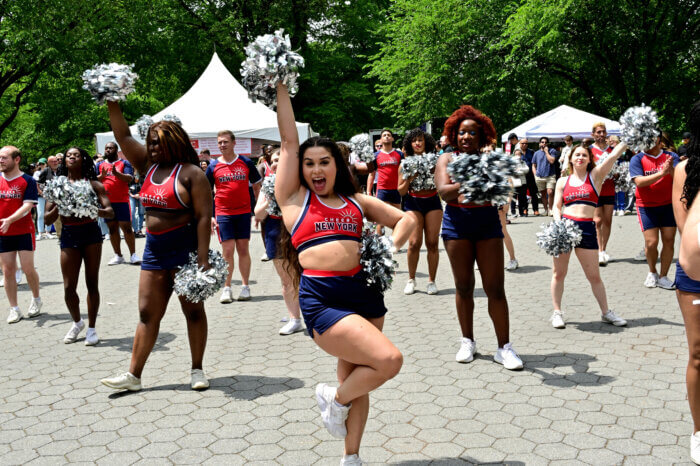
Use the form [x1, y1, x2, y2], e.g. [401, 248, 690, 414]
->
[500, 105, 621, 143]
[95, 52, 314, 153]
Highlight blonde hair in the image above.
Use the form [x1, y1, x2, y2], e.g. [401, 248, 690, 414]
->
[592, 121, 607, 132]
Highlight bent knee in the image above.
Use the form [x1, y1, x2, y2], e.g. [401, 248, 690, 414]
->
[690, 349, 700, 372]
[378, 349, 403, 380]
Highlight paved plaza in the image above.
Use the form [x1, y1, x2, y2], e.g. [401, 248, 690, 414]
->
[0, 214, 691, 465]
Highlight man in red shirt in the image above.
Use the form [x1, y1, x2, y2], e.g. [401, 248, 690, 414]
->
[630, 136, 680, 289]
[206, 130, 261, 303]
[97, 142, 139, 265]
[590, 122, 616, 265]
[366, 129, 403, 235]
[0, 146, 42, 323]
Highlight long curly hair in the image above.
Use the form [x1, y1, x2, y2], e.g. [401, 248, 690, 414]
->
[402, 128, 437, 156]
[147, 120, 199, 165]
[442, 105, 497, 152]
[57, 147, 97, 181]
[682, 100, 700, 208]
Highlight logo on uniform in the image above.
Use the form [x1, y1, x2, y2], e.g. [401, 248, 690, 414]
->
[218, 166, 247, 183]
[0, 185, 22, 200]
[314, 208, 358, 233]
[142, 187, 168, 208]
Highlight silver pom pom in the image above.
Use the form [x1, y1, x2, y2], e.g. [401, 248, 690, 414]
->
[261, 174, 281, 216]
[446, 149, 517, 204]
[611, 161, 633, 192]
[349, 133, 375, 164]
[619, 104, 660, 152]
[136, 115, 153, 140]
[240, 29, 305, 108]
[161, 114, 182, 126]
[360, 221, 398, 293]
[82, 63, 138, 104]
[536, 219, 583, 257]
[401, 153, 438, 191]
[173, 250, 229, 303]
[43, 176, 100, 219]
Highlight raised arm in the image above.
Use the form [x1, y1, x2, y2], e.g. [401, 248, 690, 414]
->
[591, 142, 628, 184]
[274, 83, 301, 205]
[106, 101, 148, 173]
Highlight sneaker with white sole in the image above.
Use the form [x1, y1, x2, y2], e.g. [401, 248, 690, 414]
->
[403, 279, 416, 295]
[644, 272, 659, 288]
[494, 343, 524, 370]
[63, 320, 85, 343]
[691, 432, 700, 464]
[101, 372, 142, 391]
[340, 454, 364, 465]
[7, 307, 21, 324]
[602, 310, 627, 327]
[27, 298, 42, 318]
[316, 383, 350, 438]
[505, 259, 519, 271]
[108, 255, 125, 266]
[634, 249, 647, 261]
[455, 337, 476, 363]
[85, 328, 99, 346]
[279, 318, 303, 335]
[191, 369, 210, 390]
[238, 285, 251, 301]
[15, 269, 21, 284]
[550, 310, 565, 329]
[657, 276, 676, 290]
[130, 253, 142, 265]
[260, 253, 270, 262]
[603, 251, 612, 263]
[220, 286, 233, 304]
[598, 251, 608, 266]
[426, 282, 438, 295]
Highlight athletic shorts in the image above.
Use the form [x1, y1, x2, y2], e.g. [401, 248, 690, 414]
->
[562, 214, 598, 250]
[636, 204, 676, 231]
[403, 194, 442, 215]
[0, 234, 34, 253]
[535, 175, 556, 191]
[675, 261, 700, 293]
[377, 189, 401, 205]
[60, 221, 102, 250]
[142, 223, 197, 271]
[441, 204, 503, 242]
[299, 265, 387, 339]
[596, 195, 615, 207]
[107, 202, 131, 223]
[264, 216, 282, 259]
[216, 213, 252, 241]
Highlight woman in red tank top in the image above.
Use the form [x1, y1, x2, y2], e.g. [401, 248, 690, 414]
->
[274, 82, 416, 464]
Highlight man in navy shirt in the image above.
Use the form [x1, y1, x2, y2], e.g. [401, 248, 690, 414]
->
[518, 138, 539, 215]
[532, 137, 557, 216]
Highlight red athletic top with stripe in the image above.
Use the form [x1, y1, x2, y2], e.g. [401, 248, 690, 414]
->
[291, 191, 363, 253]
[96, 159, 134, 204]
[0, 173, 37, 236]
[590, 145, 615, 196]
[263, 161, 273, 177]
[140, 164, 189, 212]
[375, 149, 403, 190]
[562, 173, 599, 208]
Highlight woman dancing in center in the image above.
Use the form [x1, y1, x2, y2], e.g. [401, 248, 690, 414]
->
[274, 82, 415, 465]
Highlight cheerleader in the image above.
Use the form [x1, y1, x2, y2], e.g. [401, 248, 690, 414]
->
[274, 82, 415, 465]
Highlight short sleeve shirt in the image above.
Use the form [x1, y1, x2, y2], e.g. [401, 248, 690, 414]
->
[96, 159, 134, 204]
[206, 155, 262, 216]
[374, 149, 403, 190]
[532, 149, 557, 177]
[0, 173, 38, 236]
[629, 151, 680, 207]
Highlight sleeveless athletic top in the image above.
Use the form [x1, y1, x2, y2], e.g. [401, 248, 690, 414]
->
[562, 173, 599, 207]
[140, 163, 189, 212]
[263, 161, 273, 177]
[291, 191, 363, 253]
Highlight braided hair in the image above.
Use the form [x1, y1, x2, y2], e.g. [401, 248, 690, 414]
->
[682, 100, 700, 208]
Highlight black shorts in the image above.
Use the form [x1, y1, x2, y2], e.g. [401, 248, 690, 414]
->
[0, 234, 34, 253]
[441, 204, 503, 242]
[60, 222, 103, 250]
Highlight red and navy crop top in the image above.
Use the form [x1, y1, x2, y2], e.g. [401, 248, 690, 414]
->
[562, 173, 599, 208]
[291, 191, 363, 253]
[140, 164, 189, 212]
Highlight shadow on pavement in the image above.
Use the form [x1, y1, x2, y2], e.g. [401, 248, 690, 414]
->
[394, 459, 525, 465]
[508, 265, 550, 274]
[250, 294, 283, 302]
[439, 288, 485, 297]
[30, 312, 73, 328]
[571, 316, 683, 334]
[99, 332, 177, 352]
[520, 352, 614, 387]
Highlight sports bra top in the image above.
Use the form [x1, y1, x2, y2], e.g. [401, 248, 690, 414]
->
[291, 191, 363, 253]
[562, 172, 599, 208]
[140, 163, 189, 212]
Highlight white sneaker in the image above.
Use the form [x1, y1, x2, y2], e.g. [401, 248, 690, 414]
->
[657, 276, 676, 290]
[550, 310, 565, 329]
[426, 281, 438, 295]
[101, 372, 142, 391]
[63, 320, 85, 343]
[7, 307, 21, 324]
[85, 328, 99, 346]
[602, 310, 627, 327]
[15, 269, 21, 284]
[279, 318, 303, 335]
[644, 272, 659, 288]
[27, 298, 42, 318]
[316, 383, 350, 438]
[129, 253, 141, 265]
[260, 253, 270, 262]
[455, 337, 476, 363]
[220, 286, 233, 304]
[494, 343, 524, 370]
[390, 246, 397, 254]
[598, 251, 608, 266]
[634, 249, 647, 261]
[108, 255, 125, 266]
[691, 432, 700, 464]
[603, 251, 612, 263]
[403, 279, 416, 295]
[340, 454, 364, 465]
[238, 285, 251, 301]
[505, 259, 519, 271]
[35, 234, 42, 241]
[190, 369, 209, 390]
